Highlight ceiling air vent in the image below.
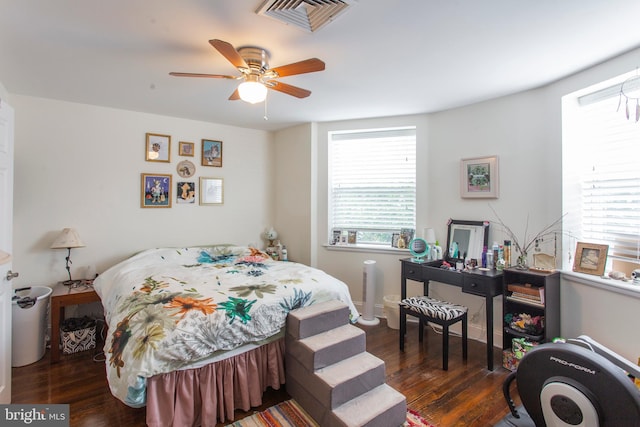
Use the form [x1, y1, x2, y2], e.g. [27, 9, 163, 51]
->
[256, 0, 353, 32]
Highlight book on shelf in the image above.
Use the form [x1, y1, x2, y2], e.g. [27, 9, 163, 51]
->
[507, 283, 541, 296]
[507, 294, 545, 308]
[511, 291, 541, 301]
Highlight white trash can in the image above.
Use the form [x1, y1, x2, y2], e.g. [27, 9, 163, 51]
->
[383, 294, 401, 330]
[12, 286, 53, 367]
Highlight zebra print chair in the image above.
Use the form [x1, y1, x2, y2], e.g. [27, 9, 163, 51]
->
[399, 296, 468, 370]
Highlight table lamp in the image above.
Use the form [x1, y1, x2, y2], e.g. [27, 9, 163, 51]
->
[50, 228, 85, 285]
[424, 228, 436, 245]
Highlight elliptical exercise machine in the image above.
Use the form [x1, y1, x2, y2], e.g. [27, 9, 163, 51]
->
[496, 336, 640, 427]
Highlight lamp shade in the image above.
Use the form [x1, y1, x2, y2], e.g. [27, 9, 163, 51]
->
[238, 79, 267, 104]
[50, 228, 85, 249]
[424, 228, 436, 244]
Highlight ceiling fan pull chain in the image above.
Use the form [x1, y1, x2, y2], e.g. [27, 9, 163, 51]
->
[263, 94, 269, 121]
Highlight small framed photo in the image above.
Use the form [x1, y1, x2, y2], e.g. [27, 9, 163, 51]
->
[401, 228, 415, 246]
[141, 173, 172, 208]
[392, 233, 401, 248]
[348, 230, 357, 244]
[573, 242, 608, 276]
[179, 141, 194, 157]
[202, 139, 222, 167]
[199, 177, 223, 205]
[460, 155, 499, 198]
[176, 181, 196, 204]
[146, 133, 171, 162]
[331, 229, 342, 245]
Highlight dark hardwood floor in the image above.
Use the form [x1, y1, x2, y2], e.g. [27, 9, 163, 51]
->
[11, 319, 519, 426]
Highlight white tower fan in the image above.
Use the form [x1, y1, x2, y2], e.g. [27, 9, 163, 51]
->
[358, 260, 380, 325]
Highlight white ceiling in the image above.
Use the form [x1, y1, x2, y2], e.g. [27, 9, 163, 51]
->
[1, 0, 640, 131]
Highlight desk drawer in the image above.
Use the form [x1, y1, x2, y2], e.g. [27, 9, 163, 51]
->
[402, 264, 423, 282]
[426, 266, 463, 286]
[463, 275, 501, 296]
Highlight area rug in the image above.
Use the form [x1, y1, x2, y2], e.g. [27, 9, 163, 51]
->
[226, 399, 434, 427]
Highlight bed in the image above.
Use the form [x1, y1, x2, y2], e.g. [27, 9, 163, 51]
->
[93, 245, 359, 426]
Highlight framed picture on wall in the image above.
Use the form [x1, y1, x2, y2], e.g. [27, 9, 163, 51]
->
[199, 177, 223, 205]
[460, 155, 499, 198]
[202, 139, 222, 167]
[176, 160, 195, 178]
[145, 133, 171, 162]
[179, 141, 194, 156]
[176, 181, 196, 204]
[141, 173, 172, 208]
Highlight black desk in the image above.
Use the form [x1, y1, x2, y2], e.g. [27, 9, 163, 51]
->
[400, 258, 503, 370]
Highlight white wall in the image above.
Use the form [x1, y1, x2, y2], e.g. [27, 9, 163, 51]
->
[309, 96, 561, 343]
[424, 87, 562, 341]
[11, 95, 275, 288]
[273, 123, 314, 265]
[275, 47, 640, 359]
[561, 275, 640, 362]
[0, 81, 9, 104]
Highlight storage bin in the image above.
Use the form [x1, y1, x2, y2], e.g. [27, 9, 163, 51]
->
[383, 294, 401, 330]
[61, 316, 96, 354]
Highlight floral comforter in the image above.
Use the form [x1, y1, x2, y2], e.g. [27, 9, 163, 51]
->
[93, 245, 359, 408]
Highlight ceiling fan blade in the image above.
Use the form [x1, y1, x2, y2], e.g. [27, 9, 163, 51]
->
[270, 58, 325, 77]
[209, 39, 248, 70]
[269, 81, 311, 98]
[169, 72, 238, 79]
[229, 89, 240, 101]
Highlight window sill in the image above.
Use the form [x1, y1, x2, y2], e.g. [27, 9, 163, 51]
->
[323, 243, 410, 255]
[561, 270, 640, 299]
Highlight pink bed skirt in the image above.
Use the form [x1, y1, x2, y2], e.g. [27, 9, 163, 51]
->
[145, 338, 286, 427]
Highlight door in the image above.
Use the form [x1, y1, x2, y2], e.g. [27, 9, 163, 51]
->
[0, 99, 15, 403]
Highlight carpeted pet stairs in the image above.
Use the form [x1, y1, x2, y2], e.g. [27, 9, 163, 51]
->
[285, 300, 407, 426]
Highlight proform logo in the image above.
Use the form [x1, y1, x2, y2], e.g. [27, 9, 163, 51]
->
[549, 356, 597, 375]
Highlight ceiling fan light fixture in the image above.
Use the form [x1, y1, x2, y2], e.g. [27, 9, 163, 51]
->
[238, 80, 268, 104]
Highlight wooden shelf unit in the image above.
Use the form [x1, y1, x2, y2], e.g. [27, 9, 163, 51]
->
[502, 268, 560, 350]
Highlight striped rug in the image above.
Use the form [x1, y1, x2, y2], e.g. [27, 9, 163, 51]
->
[226, 399, 434, 427]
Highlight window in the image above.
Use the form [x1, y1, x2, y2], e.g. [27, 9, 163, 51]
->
[328, 127, 416, 245]
[563, 71, 640, 266]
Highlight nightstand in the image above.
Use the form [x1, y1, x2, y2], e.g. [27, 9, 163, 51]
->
[50, 281, 101, 363]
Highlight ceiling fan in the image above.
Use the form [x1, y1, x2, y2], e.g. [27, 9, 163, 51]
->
[170, 39, 325, 104]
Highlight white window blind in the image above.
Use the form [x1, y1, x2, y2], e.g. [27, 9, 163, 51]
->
[569, 80, 640, 262]
[329, 127, 416, 244]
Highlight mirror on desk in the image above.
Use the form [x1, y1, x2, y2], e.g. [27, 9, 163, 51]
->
[445, 219, 489, 264]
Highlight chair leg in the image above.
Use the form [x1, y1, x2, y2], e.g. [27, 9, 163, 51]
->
[462, 313, 468, 361]
[399, 307, 406, 351]
[442, 323, 449, 371]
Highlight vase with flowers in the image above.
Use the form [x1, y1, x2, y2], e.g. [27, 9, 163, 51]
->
[490, 206, 565, 270]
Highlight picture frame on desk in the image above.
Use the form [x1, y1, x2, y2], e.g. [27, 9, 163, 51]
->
[573, 242, 608, 276]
